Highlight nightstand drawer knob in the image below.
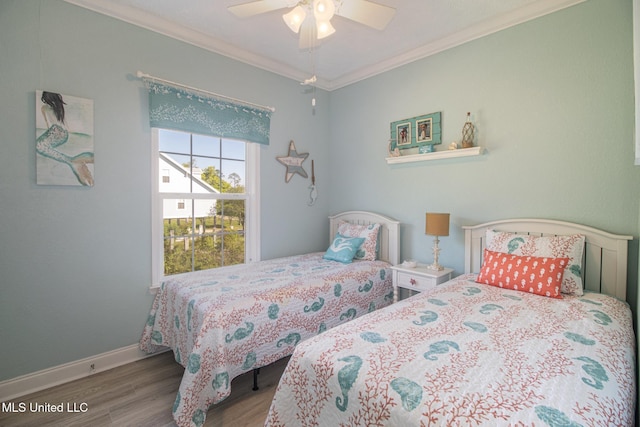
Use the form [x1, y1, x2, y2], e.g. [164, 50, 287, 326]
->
[410, 278, 417, 285]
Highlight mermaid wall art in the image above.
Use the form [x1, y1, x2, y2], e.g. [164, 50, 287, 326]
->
[36, 90, 94, 186]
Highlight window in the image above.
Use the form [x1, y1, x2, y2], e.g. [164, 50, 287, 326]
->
[140, 75, 271, 288]
[151, 129, 260, 286]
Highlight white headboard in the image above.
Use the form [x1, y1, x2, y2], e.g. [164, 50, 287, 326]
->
[463, 219, 633, 300]
[329, 211, 400, 266]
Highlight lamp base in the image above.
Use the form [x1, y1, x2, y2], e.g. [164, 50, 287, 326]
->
[428, 235, 444, 271]
[426, 263, 445, 271]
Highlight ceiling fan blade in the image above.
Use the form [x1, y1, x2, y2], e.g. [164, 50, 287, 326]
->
[228, 0, 290, 18]
[336, 0, 396, 30]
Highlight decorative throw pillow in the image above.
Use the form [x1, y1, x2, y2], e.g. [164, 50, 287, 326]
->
[337, 221, 381, 261]
[323, 234, 366, 264]
[485, 230, 585, 296]
[476, 249, 569, 298]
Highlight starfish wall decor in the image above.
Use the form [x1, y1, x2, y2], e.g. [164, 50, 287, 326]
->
[276, 140, 309, 183]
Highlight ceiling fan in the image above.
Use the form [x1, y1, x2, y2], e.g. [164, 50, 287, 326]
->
[228, 0, 396, 49]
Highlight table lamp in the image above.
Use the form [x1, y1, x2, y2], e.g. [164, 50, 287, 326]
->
[425, 212, 450, 271]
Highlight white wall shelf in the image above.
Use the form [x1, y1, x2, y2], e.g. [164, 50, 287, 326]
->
[386, 146, 484, 164]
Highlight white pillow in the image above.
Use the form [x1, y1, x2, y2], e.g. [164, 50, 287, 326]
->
[485, 230, 585, 296]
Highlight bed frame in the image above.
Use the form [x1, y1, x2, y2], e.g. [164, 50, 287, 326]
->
[329, 211, 401, 266]
[463, 219, 633, 301]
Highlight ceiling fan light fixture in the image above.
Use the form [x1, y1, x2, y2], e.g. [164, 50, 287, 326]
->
[283, 5, 306, 33]
[313, 0, 335, 21]
[316, 19, 335, 39]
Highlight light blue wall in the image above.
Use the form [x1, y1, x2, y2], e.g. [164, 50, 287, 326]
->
[329, 0, 640, 297]
[1, 0, 639, 383]
[0, 0, 331, 381]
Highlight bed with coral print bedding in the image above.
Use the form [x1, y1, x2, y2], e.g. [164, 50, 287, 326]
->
[140, 251, 393, 427]
[139, 211, 400, 427]
[265, 274, 636, 426]
[266, 219, 635, 427]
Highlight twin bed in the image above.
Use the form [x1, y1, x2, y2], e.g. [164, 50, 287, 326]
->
[265, 219, 636, 426]
[141, 213, 636, 427]
[139, 211, 400, 427]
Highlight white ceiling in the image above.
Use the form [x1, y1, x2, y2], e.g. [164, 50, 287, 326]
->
[64, 0, 585, 90]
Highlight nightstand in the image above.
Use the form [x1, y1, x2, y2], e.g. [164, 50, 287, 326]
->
[391, 264, 453, 302]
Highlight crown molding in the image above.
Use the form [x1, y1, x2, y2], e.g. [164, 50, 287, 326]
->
[63, 0, 314, 85]
[64, 0, 585, 91]
[326, 0, 587, 90]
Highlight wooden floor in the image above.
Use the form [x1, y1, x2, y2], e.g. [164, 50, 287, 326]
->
[0, 352, 289, 427]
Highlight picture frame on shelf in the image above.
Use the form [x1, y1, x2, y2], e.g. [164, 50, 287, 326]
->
[395, 122, 411, 146]
[390, 111, 441, 153]
[416, 118, 432, 142]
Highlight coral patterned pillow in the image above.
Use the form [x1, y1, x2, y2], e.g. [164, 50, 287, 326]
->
[476, 249, 569, 298]
[485, 230, 585, 296]
[337, 221, 381, 261]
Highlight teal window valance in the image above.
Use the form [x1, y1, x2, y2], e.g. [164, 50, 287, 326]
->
[141, 77, 273, 145]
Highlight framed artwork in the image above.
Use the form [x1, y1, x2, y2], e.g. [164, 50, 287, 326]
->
[390, 111, 442, 151]
[395, 122, 411, 146]
[36, 90, 94, 186]
[416, 118, 432, 142]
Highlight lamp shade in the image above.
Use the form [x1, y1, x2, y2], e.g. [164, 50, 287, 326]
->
[316, 19, 335, 39]
[313, 0, 335, 21]
[283, 5, 306, 33]
[425, 213, 450, 236]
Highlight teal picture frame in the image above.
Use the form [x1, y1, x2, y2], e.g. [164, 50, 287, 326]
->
[390, 111, 442, 151]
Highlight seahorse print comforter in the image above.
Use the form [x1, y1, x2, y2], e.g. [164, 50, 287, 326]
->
[265, 274, 636, 427]
[139, 252, 393, 427]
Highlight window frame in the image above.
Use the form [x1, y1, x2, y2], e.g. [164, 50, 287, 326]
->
[150, 128, 260, 289]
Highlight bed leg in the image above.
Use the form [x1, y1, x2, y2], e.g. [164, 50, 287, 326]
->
[253, 368, 260, 391]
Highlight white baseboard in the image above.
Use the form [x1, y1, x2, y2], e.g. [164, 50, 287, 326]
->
[0, 344, 167, 401]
